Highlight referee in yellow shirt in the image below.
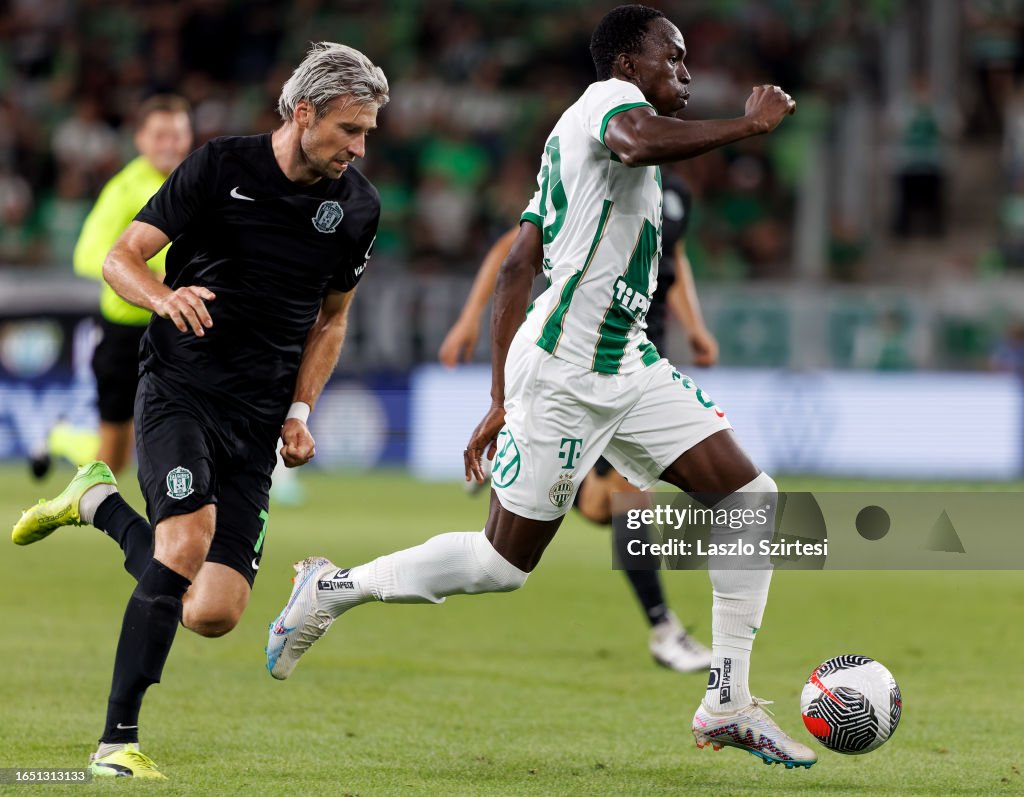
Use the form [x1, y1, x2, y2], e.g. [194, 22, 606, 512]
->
[71, 95, 193, 475]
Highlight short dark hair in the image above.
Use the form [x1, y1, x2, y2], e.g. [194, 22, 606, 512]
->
[590, 5, 666, 81]
[135, 94, 191, 131]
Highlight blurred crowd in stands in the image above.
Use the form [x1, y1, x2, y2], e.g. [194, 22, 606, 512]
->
[2, 0, 1024, 284]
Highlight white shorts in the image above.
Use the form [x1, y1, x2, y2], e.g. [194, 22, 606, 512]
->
[491, 334, 733, 521]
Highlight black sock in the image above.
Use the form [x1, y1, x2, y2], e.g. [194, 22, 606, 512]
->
[101, 559, 191, 745]
[93, 494, 154, 582]
[611, 511, 670, 627]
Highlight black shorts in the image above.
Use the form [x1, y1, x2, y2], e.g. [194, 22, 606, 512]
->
[92, 320, 146, 423]
[134, 371, 278, 587]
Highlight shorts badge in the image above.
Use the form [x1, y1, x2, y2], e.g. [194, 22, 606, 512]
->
[491, 428, 521, 488]
[548, 474, 575, 508]
[166, 466, 194, 500]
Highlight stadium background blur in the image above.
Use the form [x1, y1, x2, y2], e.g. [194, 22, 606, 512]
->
[2, 5, 1024, 794]
[1, 0, 1024, 479]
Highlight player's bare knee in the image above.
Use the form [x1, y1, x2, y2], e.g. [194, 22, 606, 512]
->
[154, 541, 208, 581]
[485, 532, 544, 576]
[154, 513, 215, 580]
[183, 605, 240, 638]
[484, 500, 562, 573]
[189, 620, 234, 638]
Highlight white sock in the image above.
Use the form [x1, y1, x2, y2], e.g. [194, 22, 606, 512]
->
[317, 530, 528, 617]
[79, 484, 118, 525]
[94, 741, 134, 758]
[705, 654, 751, 712]
[704, 471, 777, 712]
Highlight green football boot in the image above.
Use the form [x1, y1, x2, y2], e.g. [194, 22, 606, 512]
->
[11, 461, 116, 545]
[88, 744, 166, 779]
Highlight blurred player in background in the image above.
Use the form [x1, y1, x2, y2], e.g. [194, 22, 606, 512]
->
[30, 96, 193, 478]
[11, 43, 387, 779]
[438, 168, 719, 673]
[270, 5, 814, 770]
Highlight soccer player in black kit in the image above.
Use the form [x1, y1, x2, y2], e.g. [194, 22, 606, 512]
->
[11, 42, 389, 779]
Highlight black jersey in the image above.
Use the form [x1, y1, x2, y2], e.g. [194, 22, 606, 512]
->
[646, 173, 692, 349]
[134, 133, 379, 424]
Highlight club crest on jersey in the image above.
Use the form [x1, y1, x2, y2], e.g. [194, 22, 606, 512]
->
[312, 201, 344, 233]
[166, 466, 194, 500]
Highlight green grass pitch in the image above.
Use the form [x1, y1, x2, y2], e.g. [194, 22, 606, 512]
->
[1, 465, 1022, 796]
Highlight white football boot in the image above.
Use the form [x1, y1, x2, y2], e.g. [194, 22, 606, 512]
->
[692, 697, 817, 768]
[266, 557, 339, 680]
[648, 612, 712, 673]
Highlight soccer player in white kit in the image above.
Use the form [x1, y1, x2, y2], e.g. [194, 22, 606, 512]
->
[268, 4, 815, 769]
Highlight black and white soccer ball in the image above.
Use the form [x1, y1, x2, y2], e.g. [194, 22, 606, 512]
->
[800, 654, 902, 754]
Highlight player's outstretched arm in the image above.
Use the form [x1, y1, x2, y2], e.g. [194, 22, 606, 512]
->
[438, 227, 518, 367]
[104, 220, 215, 336]
[604, 85, 795, 167]
[665, 240, 718, 367]
[281, 288, 356, 468]
[464, 222, 542, 482]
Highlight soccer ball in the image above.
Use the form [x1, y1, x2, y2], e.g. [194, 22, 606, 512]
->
[800, 655, 902, 754]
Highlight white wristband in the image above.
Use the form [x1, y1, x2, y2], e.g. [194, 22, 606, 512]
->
[285, 401, 311, 424]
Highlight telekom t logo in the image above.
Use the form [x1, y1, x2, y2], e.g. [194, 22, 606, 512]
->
[559, 437, 583, 470]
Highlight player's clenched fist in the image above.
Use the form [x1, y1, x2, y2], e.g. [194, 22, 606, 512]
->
[744, 85, 796, 134]
[280, 417, 316, 467]
[155, 285, 216, 336]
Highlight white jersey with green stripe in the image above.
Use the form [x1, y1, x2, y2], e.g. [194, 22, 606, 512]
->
[519, 78, 663, 375]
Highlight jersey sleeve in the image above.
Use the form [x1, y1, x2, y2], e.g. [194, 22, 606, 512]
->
[329, 204, 379, 293]
[73, 175, 136, 280]
[134, 143, 217, 240]
[75, 163, 171, 280]
[581, 79, 654, 147]
[521, 184, 543, 229]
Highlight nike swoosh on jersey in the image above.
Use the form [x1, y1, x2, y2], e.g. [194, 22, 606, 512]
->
[251, 557, 260, 571]
[230, 186, 256, 201]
